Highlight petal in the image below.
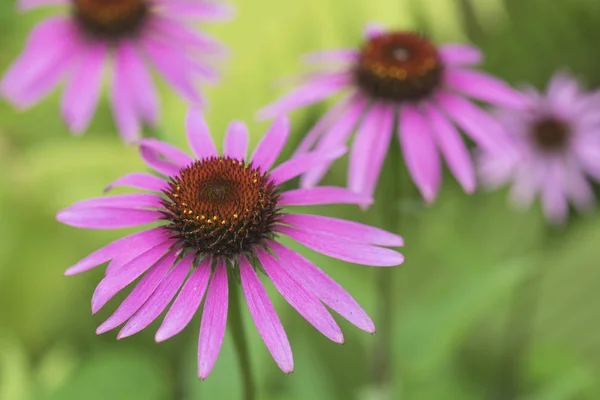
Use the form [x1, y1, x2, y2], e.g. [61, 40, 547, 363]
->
[276, 226, 404, 267]
[158, 1, 235, 21]
[139, 143, 182, 177]
[96, 250, 179, 334]
[111, 49, 141, 143]
[147, 16, 227, 56]
[256, 248, 344, 343]
[140, 139, 194, 167]
[363, 22, 385, 38]
[257, 73, 351, 120]
[425, 104, 476, 193]
[118, 253, 193, 338]
[63, 227, 168, 276]
[56, 208, 162, 229]
[269, 146, 346, 185]
[223, 121, 249, 160]
[104, 172, 167, 193]
[268, 241, 374, 333]
[239, 256, 293, 374]
[91, 240, 175, 313]
[279, 187, 372, 206]
[198, 259, 228, 379]
[436, 91, 510, 152]
[61, 41, 106, 134]
[541, 160, 569, 224]
[250, 115, 290, 170]
[68, 194, 163, 210]
[185, 108, 218, 159]
[398, 105, 442, 203]
[156, 257, 212, 342]
[300, 95, 368, 188]
[438, 44, 483, 67]
[445, 69, 528, 109]
[279, 214, 403, 247]
[19, 0, 67, 10]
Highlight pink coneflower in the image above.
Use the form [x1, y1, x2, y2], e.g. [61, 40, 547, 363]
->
[477, 73, 600, 224]
[259, 24, 528, 204]
[56, 110, 405, 378]
[2, 0, 232, 142]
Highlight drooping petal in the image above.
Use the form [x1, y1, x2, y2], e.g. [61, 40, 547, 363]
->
[91, 240, 175, 313]
[268, 241, 374, 333]
[139, 144, 182, 177]
[68, 194, 163, 210]
[398, 105, 442, 203]
[251, 115, 290, 170]
[148, 16, 227, 56]
[239, 256, 293, 373]
[104, 173, 167, 193]
[256, 248, 344, 343]
[56, 208, 162, 229]
[197, 259, 228, 379]
[118, 253, 193, 338]
[269, 146, 346, 185]
[425, 104, 476, 193]
[185, 108, 218, 159]
[158, 1, 235, 21]
[276, 226, 404, 267]
[438, 44, 483, 67]
[140, 139, 194, 167]
[61, 41, 106, 134]
[540, 160, 569, 224]
[63, 227, 168, 276]
[111, 46, 141, 143]
[19, 0, 67, 10]
[279, 187, 372, 206]
[445, 69, 528, 109]
[223, 121, 249, 160]
[96, 250, 180, 334]
[156, 257, 212, 342]
[279, 214, 403, 247]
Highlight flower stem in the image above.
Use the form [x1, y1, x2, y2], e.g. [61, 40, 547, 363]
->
[371, 139, 403, 392]
[228, 277, 256, 400]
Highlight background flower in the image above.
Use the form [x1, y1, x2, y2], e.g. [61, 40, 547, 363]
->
[1, 0, 232, 142]
[477, 73, 600, 224]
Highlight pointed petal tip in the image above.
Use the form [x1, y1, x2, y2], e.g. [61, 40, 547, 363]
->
[154, 329, 170, 343]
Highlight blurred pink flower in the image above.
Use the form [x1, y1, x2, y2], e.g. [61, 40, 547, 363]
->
[56, 110, 405, 378]
[2, 0, 232, 142]
[478, 73, 600, 224]
[259, 24, 528, 204]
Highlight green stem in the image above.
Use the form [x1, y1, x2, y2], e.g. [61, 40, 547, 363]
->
[229, 277, 256, 400]
[371, 139, 403, 389]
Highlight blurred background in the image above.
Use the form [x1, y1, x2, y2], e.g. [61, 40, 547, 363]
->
[1, 0, 600, 399]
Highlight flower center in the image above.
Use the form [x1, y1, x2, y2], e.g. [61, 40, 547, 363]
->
[531, 117, 570, 151]
[353, 32, 443, 102]
[72, 0, 149, 38]
[161, 157, 281, 258]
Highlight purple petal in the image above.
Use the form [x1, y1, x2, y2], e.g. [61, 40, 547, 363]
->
[541, 160, 569, 224]
[256, 248, 344, 343]
[140, 139, 194, 167]
[63, 227, 168, 276]
[198, 259, 228, 379]
[114, 41, 160, 126]
[148, 16, 227, 56]
[424, 104, 475, 193]
[91, 240, 175, 313]
[19, 0, 67, 10]
[104, 173, 167, 193]
[223, 121, 249, 160]
[276, 226, 404, 267]
[445, 69, 528, 108]
[300, 95, 367, 188]
[438, 44, 483, 67]
[268, 241, 374, 333]
[257, 72, 351, 120]
[279, 214, 403, 246]
[270, 146, 346, 185]
[69, 194, 164, 210]
[139, 144, 182, 178]
[96, 250, 180, 334]
[56, 207, 161, 229]
[118, 253, 193, 338]
[111, 46, 141, 143]
[279, 187, 372, 206]
[185, 108, 218, 159]
[250, 115, 290, 170]
[436, 91, 509, 152]
[363, 22, 385, 38]
[399, 105, 442, 203]
[239, 256, 293, 373]
[61, 41, 106, 134]
[158, 1, 235, 21]
[156, 257, 212, 342]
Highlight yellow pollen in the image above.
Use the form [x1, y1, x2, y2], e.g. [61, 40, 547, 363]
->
[234, 214, 238, 218]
